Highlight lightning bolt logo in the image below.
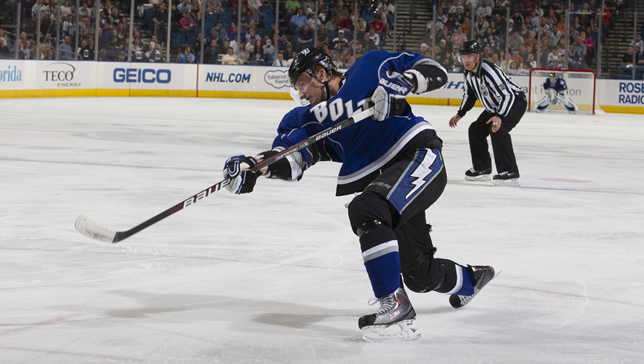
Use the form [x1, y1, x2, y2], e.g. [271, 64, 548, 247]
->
[406, 151, 437, 200]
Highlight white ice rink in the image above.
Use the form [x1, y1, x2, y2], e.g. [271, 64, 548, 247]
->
[1, 97, 643, 363]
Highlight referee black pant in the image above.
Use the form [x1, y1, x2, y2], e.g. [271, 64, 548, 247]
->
[468, 92, 526, 175]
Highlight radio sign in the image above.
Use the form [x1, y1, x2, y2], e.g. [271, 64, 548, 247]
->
[113, 68, 171, 83]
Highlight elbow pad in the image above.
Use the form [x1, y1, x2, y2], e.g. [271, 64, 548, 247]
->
[403, 59, 448, 94]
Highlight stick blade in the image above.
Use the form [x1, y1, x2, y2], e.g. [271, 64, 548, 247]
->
[75, 215, 117, 243]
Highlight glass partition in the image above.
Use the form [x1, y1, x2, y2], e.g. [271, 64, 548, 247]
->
[0, 0, 639, 80]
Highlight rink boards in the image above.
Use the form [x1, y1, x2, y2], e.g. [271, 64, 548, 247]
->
[0, 59, 642, 114]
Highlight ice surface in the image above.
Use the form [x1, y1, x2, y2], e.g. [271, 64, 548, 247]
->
[1, 97, 643, 363]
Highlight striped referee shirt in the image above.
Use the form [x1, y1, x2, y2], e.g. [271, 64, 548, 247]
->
[457, 59, 523, 118]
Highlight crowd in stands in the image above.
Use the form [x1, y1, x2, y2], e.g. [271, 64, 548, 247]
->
[0, 0, 397, 67]
[1, 0, 642, 79]
[423, 0, 625, 74]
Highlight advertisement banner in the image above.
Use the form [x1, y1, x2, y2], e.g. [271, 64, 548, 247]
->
[99, 62, 196, 93]
[0, 60, 26, 90]
[197, 65, 290, 97]
[36, 61, 92, 90]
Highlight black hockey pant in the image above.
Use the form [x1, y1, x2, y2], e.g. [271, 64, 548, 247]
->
[469, 92, 527, 175]
[347, 149, 467, 294]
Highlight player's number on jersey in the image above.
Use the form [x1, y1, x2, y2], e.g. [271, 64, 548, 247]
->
[310, 97, 370, 123]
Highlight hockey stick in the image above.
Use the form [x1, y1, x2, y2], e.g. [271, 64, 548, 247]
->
[75, 107, 375, 243]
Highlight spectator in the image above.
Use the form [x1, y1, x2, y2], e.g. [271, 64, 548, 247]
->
[630, 34, 644, 56]
[368, 11, 386, 35]
[277, 33, 291, 53]
[473, 15, 489, 39]
[361, 32, 376, 52]
[78, 1, 93, 18]
[177, 0, 191, 14]
[378, 0, 395, 28]
[153, 2, 168, 38]
[336, 12, 351, 33]
[204, 39, 220, 64]
[249, 39, 265, 64]
[477, 0, 492, 20]
[131, 37, 145, 61]
[568, 43, 584, 69]
[238, 40, 250, 64]
[308, 12, 321, 31]
[272, 51, 288, 66]
[180, 11, 197, 34]
[290, 8, 308, 31]
[450, 26, 467, 49]
[63, 14, 76, 38]
[263, 39, 275, 62]
[507, 30, 524, 51]
[248, 0, 262, 11]
[285, 0, 301, 14]
[244, 27, 261, 45]
[332, 29, 349, 51]
[524, 52, 537, 70]
[59, 0, 72, 18]
[59, 35, 74, 60]
[0, 28, 9, 56]
[216, 39, 230, 59]
[619, 45, 635, 76]
[177, 44, 196, 63]
[297, 23, 314, 51]
[144, 40, 164, 62]
[506, 60, 520, 75]
[221, 46, 240, 64]
[368, 27, 381, 48]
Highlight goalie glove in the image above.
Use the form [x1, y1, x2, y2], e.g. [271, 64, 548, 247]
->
[371, 73, 413, 122]
[223, 155, 259, 194]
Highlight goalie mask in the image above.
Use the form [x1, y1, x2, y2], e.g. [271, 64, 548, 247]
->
[549, 72, 557, 83]
[288, 48, 336, 106]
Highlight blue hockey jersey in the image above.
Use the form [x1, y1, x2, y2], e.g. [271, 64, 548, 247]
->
[543, 76, 567, 93]
[271, 50, 445, 196]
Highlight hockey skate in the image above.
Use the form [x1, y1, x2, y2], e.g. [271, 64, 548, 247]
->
[492, 171, 520, 186]
[358, 287, 420, 342]
[464, 167, 492, 181]
[449, 265, 496, 309]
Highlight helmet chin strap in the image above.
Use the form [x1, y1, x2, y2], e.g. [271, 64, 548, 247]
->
[311, 69, 332, 102]
[323, 82, 331, 101]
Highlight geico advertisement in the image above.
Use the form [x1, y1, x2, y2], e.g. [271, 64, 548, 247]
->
[198, 65, 289, 92]
[36, 61, 91, 89]
[101, 63, 194, 89]
[0, 61, 25, 89]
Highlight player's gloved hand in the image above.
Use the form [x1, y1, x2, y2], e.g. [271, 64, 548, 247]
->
[371, 74, 413, 122]
[223, 155, 259, 194]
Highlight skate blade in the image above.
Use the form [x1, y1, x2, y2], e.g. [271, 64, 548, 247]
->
[465, 175, 491, 181]
[361, 320, 421, 342]
[492, 178, 520, 187]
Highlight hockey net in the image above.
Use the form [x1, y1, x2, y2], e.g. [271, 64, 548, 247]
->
[528, 68, 596, 114]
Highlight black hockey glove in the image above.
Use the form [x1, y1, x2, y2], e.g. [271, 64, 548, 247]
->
[371, 74, 413, 122]
[223, 155, 259, 194]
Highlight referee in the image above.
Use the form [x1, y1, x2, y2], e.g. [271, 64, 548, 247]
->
[448, 40, 526, 185]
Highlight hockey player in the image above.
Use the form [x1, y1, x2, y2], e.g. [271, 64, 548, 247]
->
[535, 72, 578, 114]
[222, 48, 496, 341]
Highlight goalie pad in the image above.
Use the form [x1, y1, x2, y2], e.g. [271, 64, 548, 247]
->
[535, 96, 551, 113]
[555, 94, 578, 114]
